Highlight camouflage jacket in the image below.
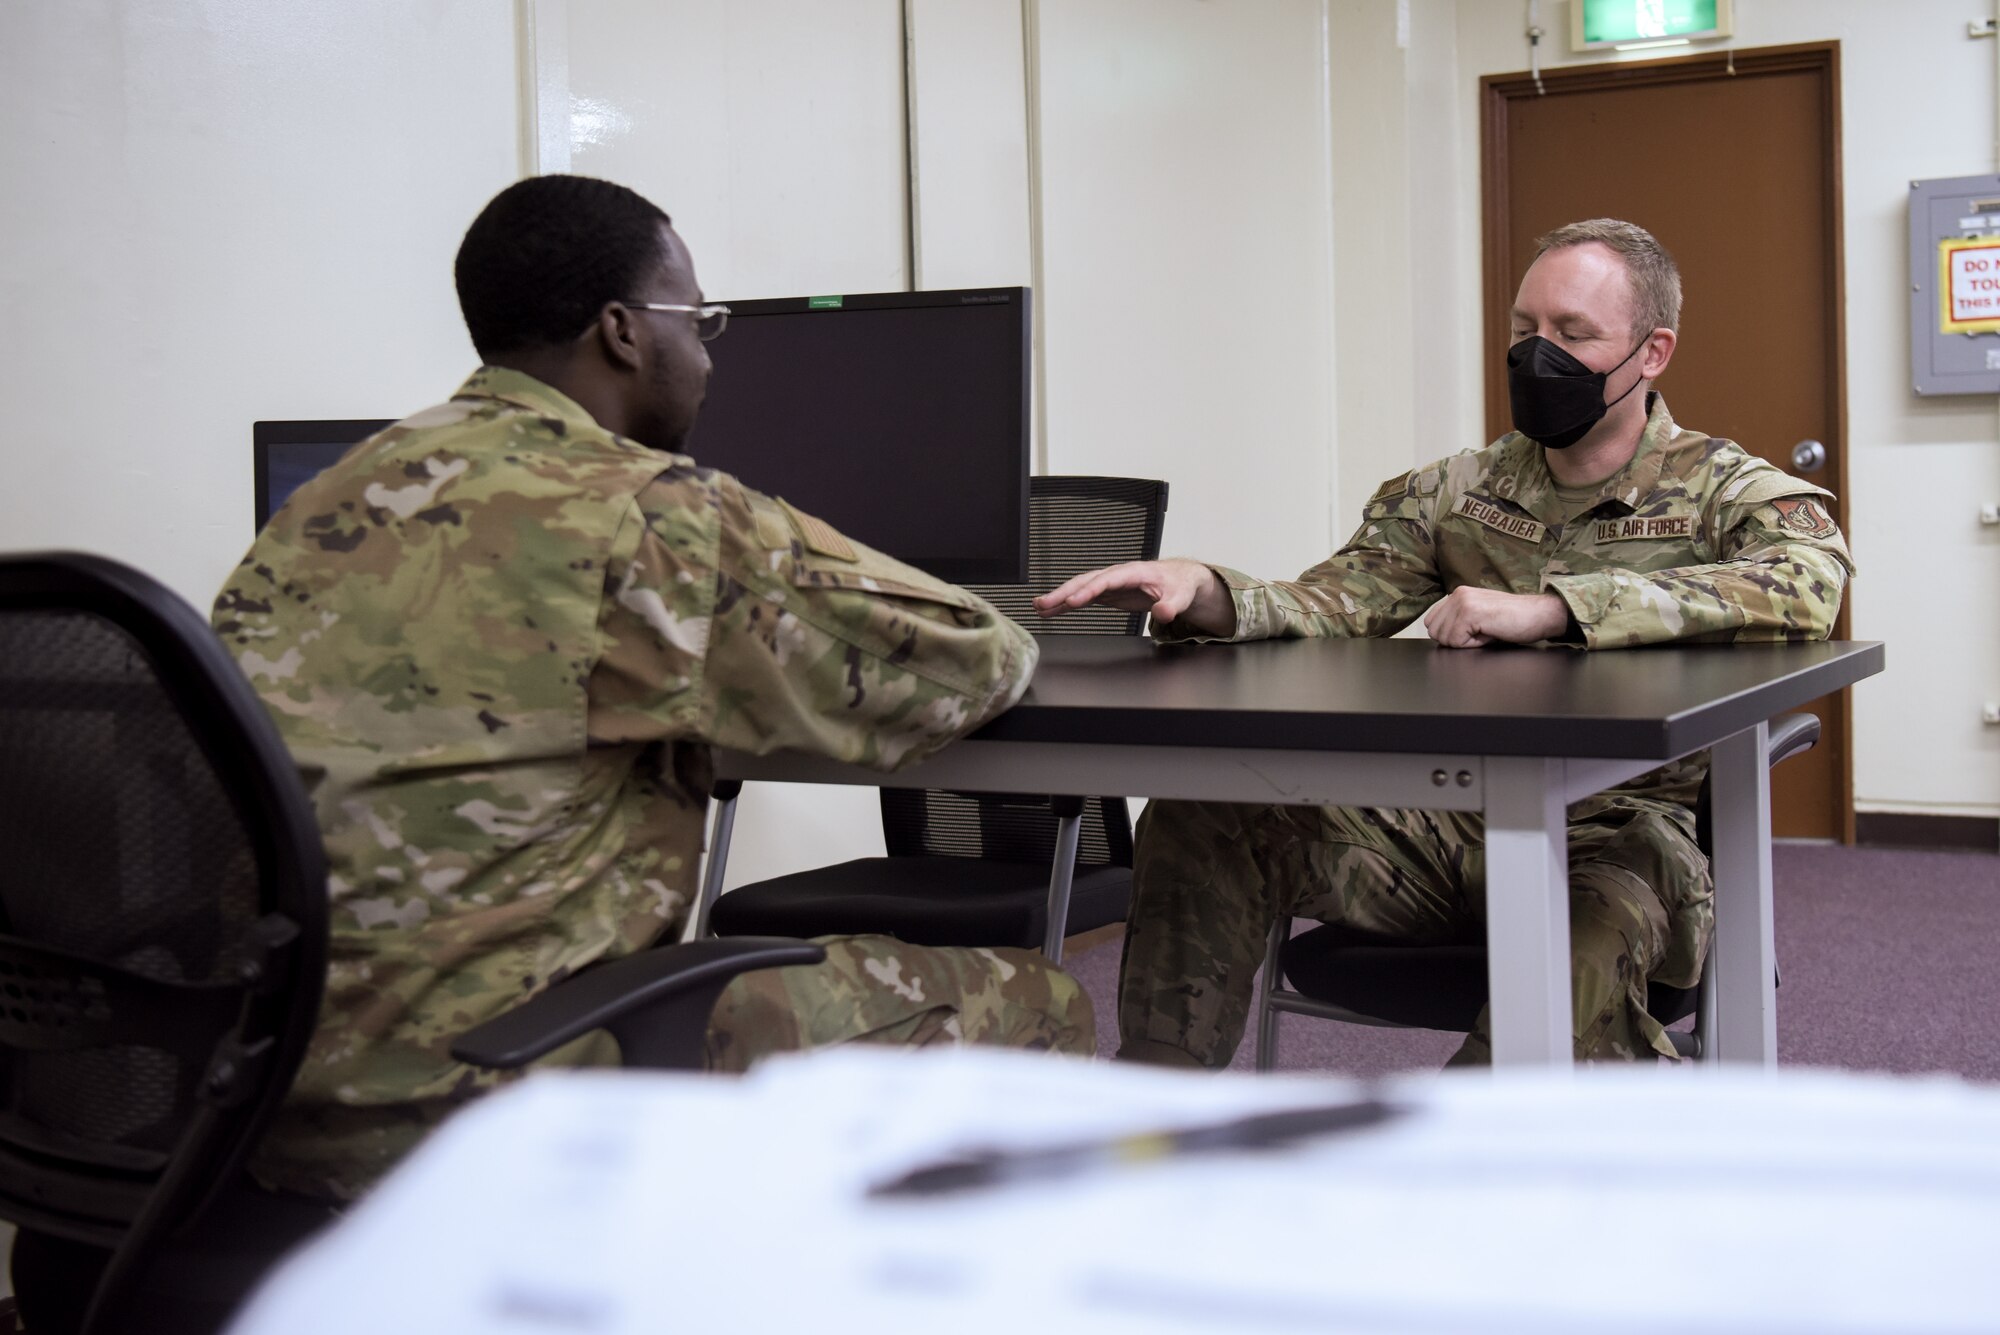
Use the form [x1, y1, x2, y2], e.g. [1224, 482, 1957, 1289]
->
[1163, 395, 1854, 808]
[213, 367, 1037, 1198]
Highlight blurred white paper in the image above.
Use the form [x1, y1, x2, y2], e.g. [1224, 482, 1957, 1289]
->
[232, 1049, 2000, 1334]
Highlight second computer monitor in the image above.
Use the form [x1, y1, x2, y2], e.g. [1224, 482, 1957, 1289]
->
[252, 420, 395, 531]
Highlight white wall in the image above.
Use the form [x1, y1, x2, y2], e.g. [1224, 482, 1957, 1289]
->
[907, 0, 1035, 292]
[1033, 0, 1337, 579]
[564, 0, 909, 303]
[0, 0, 519, 609]
[1326, 0, 1484, 536]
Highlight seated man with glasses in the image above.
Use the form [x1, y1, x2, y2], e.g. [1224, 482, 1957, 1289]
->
[213, 174, 1092, 1203]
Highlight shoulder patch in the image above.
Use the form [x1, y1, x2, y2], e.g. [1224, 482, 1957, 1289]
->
[1769, 497, 1838, 539]
[1369, 471, 1412, 503]
[779, 498, 857, 562]
[1717, 460, 1833, 511]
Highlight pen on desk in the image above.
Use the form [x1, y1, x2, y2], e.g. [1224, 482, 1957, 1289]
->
[867, 1096, 1404, 1199]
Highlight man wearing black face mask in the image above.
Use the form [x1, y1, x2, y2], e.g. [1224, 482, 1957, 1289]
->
[1035, 218, 1854, 1067]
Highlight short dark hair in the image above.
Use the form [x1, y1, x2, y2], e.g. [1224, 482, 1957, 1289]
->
[454, 174, 673, 359]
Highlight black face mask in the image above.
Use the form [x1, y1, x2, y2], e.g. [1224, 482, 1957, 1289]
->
[1506, 334, 1646, 450]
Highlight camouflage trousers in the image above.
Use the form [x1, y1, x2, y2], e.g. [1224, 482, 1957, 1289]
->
[705, 933, 1096, 1072]
[1116, 798, 1711, 1068]
[255, 935, 1093, 1201]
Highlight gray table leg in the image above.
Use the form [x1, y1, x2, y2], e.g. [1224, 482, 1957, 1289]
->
[1696, 945, 1719, 1060]
[1255, 918, 1288, 1072]
[691, 789, 741, 940]
[1040, 812, 1082, 964]
[1483, 757, 1571, 1067]
[1708, 721, 1777, 1066]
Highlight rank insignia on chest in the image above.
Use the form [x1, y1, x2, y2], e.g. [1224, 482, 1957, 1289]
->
[1770, 497, 1836, 539]
[1592, 514, 1694, 543]
[1451, 493, 1546, 544]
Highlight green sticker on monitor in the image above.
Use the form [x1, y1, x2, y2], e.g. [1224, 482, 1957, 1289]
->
[808, 295, 844, 309]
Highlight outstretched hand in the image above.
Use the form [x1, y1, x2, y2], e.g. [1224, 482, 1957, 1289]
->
[1033, 559, 1237, 638]
[1422, 588, 1570, 648]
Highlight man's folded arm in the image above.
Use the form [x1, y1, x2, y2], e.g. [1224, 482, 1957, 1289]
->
[1543, 491, 1855, 649]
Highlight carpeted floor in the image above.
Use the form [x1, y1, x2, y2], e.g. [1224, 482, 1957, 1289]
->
[1063, 842, 2000, 1081]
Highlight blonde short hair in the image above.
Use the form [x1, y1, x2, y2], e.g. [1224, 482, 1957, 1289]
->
[1533, 218, 1682, 336]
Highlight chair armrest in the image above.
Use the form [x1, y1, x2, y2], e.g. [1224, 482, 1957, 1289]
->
[450, 937, 825, 1073]
[1767, 713, 1821, 769]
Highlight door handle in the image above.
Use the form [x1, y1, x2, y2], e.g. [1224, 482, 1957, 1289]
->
[1790, 439, 1827, 472]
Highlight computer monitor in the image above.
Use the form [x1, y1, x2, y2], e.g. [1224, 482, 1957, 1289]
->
[252, 419, 394, 531]
[691, 286, 1030, 583]
[250, 287, 1030, 579]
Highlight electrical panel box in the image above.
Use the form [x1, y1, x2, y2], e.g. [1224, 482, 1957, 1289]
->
[1910, 173, 2000, 395]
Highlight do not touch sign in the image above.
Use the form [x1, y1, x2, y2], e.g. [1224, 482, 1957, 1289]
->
[1940, 237, 2000, 333]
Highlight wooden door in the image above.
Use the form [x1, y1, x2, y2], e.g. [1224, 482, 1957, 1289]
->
[1482, 42, 1852, 840]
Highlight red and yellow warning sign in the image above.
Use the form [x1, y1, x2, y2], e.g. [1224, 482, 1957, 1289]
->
[1939, 236, 2000, 334]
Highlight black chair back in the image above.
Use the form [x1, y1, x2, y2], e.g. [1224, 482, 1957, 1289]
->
[964, 475, 1170, 636]
[881, 476, 1167, 873]
[0, 552, 327, 1332]
[881, 791, 1134, 868]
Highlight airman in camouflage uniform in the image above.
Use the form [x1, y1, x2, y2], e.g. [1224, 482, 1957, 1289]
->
[213, 178, 1091, 1201]
[1121, 394, 1851, 1066]
[1038, 220, 1852, 1068]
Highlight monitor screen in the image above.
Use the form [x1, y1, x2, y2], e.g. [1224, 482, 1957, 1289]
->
[689, 286, 1030, 584]
[252, 420, 394, 531]
[249, 288, 1030, 580]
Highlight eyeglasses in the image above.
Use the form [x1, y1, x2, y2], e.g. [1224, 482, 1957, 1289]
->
[625, 302, 730, 342]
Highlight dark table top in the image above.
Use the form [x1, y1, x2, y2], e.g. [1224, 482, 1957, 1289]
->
[971, 636, 1885, 759]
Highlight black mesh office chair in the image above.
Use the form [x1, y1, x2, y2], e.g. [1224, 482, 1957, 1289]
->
[1254, 713, 1821, 1068]
[701, 476, 1170, 962]
[0, 552, 331, 1334]
[0, 553, 818, 1334]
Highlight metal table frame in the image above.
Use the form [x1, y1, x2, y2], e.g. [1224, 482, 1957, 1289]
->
[705, 637, 1881, 1068]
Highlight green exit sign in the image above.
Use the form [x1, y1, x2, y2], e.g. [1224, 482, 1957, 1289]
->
[1572, 0, 1733, 50]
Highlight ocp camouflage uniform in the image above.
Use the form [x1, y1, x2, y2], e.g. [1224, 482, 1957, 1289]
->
[213, 367, 1092, 1201]
[1121, 395, 1852, 1067]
